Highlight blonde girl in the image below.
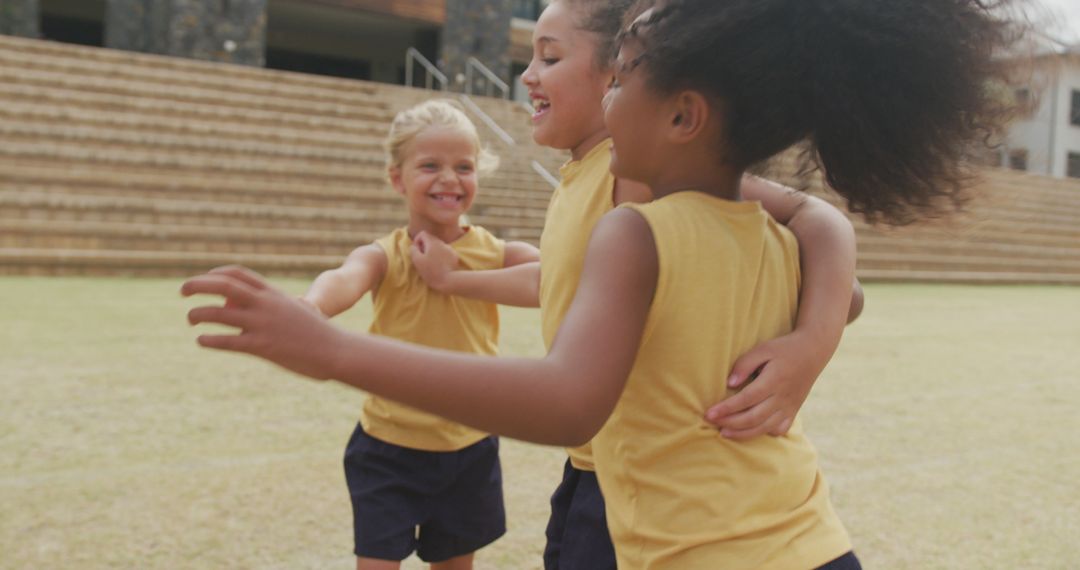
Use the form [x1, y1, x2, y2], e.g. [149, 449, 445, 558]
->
[298, 99, 538, 570]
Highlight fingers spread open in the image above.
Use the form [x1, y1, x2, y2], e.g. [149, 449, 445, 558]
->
[187, 305, 250, 329]
[207, 265, 269, 290]
[197, 333, 252, 353]
[180, 274, 257, 306]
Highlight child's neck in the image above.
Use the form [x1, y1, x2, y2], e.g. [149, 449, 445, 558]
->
[650, 165, 744, 202]
[570, 129, 611, 161]
[407, 219, 468, 244]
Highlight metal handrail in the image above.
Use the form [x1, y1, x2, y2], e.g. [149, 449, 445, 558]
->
[459, 95, 515, 146]
[465, 56, 510, 99]
[399, 49, 556, 191]
[531, 160, 560, 189]
[405, 47, 447, 91]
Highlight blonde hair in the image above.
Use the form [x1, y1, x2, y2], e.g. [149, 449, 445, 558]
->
[384, 99, 499, 178]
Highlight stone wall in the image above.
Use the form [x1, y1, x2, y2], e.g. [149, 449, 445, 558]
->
[0, 0, 39, 38]
[442, 0, 511, 95]
[105, 0, 265, 66]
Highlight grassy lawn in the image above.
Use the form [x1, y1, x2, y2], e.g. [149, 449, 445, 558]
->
[1, 277, 1078, 569]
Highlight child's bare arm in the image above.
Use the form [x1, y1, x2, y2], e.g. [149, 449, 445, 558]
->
[705, 174, 858, 439]
[182, 209, 656, 446]
[504, 240, 541, 267]
[412, 232, 541, 308]
[302, 244, 387, 317]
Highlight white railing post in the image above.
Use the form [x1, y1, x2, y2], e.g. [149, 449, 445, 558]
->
[465, 57, 509, 99]
[400, 48, 558, 192]
[404, 47, 448, 91]
[459, 95, 515, 146]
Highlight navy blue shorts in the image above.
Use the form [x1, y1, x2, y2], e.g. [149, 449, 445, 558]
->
[817, 551, 862, 570]
[543, 459, 617, 570]
[342, 423, 506, 563]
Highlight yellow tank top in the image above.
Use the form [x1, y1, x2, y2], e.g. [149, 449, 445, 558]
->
[360, 226, 505, 451]
[594, 193, 851, 569]
[539, 139, 615, 471]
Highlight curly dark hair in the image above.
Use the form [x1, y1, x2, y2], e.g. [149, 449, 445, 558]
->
[562, 0, 639, 69]
[622, 0, 1020, 225]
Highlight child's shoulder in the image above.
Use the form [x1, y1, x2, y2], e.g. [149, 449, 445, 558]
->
[457, 225, 507, 259]
[344, 241, 389, 267]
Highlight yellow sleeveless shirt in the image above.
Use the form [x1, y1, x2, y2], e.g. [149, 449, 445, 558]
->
[360, 226, 505, 451]
[593, 193, 851, 569]
[539, 140, 615, 471]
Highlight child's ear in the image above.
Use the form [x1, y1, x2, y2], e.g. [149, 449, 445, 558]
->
[667, 90, 710, 144]
[388, 167, 405, 195]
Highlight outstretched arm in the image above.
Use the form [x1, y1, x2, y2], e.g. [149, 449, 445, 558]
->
[302, 244, 387, 317]
[182, 209, 656, 446]
[705, 175, 859, 439]
[412, 232, 542, 307]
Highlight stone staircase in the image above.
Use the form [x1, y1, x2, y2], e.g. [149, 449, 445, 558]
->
[0, 34, 561, 277]
[847, 172, 1080, 284]
[1, 33, 1079, 283]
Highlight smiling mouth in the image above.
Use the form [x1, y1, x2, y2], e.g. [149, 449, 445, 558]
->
[429, 193, 464, 203]
[532, 99, 551, 115]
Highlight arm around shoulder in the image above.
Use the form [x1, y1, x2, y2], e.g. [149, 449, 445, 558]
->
[704, 176, 857, 439]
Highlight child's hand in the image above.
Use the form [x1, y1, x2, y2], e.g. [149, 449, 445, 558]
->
[182, 265, 344, 381]
[704, 331, 828, 440]
[411, 231, 459, 291]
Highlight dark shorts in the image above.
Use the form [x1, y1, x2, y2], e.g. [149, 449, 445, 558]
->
[817, 551, 862, 570]
[343, 423, 506, 563]
[543, 459, 617, 570]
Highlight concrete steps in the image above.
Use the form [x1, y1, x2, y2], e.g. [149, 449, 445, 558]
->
[1, 34, 1077, 283]
[854, 268, 1080, 285]
[0, 160, 550, 211]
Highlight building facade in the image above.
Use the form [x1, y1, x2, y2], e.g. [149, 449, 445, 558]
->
[1000, 41, 1080, 180]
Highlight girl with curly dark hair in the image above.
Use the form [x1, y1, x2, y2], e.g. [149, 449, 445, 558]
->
[416, 2, 867, 564]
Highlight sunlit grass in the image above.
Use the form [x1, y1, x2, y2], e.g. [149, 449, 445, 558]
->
[1, 278, 1078, 569]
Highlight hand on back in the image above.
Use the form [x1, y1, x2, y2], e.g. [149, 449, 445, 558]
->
[705, 330, 830, 440]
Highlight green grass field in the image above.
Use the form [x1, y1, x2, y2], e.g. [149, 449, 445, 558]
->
[1, 277, 1078, 569]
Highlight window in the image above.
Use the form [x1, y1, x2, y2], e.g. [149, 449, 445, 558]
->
[266, 48, 371, 81]
[1068, 152, 1080, 179]
[39, 0, 105, 47]
[1008, 149, 1028, 171]
[1072, 90, 1080, 127]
